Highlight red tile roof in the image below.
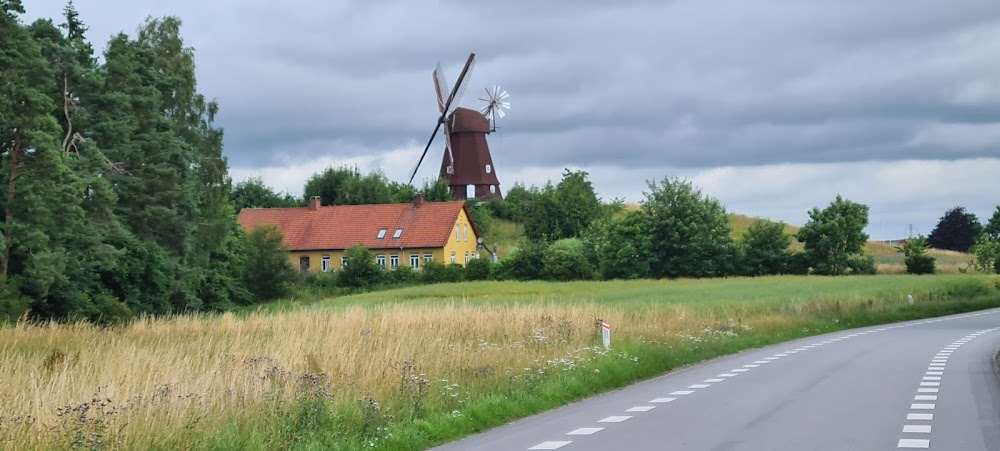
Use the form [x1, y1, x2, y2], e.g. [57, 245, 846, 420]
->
[238, 200, 476, 251]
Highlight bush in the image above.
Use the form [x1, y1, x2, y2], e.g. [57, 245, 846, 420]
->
[420, 261, 464, 284]
[785, 251, 810, 275]
[464, 257, 493, 281]
[385, 266, 418, 285]
[905, 255, 937, 275]
[973, 236, 1000, 274]
[0, 281, 30, 323]
[492, 241, 549, 281]
[340, 245, 384, 288]
[540, 239, 594, 281]
[896, 236, 935, 275]
[847, 254, 876, 275]
[582, 211, 652, 280]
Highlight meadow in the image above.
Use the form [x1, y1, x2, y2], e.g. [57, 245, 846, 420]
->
[2, 274, 999, 450]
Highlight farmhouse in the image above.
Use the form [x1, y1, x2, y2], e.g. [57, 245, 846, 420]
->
[238, 195, 481, 272]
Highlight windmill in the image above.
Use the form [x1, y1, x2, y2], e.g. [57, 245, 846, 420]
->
[408, 53, 508, 200]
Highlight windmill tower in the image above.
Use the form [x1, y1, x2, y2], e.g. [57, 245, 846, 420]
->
[408, 53, 510, 200]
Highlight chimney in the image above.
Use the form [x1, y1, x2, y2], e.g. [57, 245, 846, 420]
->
[413, 194, 424, 208]
[309, 196, 321, 211]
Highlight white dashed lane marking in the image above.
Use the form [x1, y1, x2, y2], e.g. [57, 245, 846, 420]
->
[898, 438, 930, 448]
[598, 416, 631, 423]
[895, 325, 1000, 449]
[625, 406, 656, 412]
[525, 311, 1000, 450]
[529, 441, 572, 450]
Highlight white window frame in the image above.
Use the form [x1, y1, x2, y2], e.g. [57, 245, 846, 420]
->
[490, 185, 496, 194]
[390, 254, 399, 269]
[455, 225, 460, 242]
[376, 228, 387, 239]
[376, 254, 386, 268]
[410, 253, 420, 270]
[485, 164, 491, 173]
[464, 252, 470, 264]
[392, 228, 403, 239]
[463, 225, 468, 242]
[321, 255, 331, 272]
[450, 252, 457, 264]
[341, 256, 348, 267]
[424, 253, 433, 262]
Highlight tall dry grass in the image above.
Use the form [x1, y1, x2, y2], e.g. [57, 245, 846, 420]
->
[1, 275, 996, 449]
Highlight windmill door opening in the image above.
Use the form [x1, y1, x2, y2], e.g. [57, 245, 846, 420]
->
[466, 185, 475, 199]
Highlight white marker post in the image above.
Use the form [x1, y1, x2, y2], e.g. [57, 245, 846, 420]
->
[601, 321, 611, 349]
[908, 294, 914, 305]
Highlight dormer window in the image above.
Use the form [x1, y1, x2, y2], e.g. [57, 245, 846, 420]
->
[485, 164, 492, 174]
[376, 228, 387, 239]
[392, 228, 403, 239]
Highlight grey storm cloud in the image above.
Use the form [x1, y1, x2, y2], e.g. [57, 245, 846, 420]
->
[27, 0, 1000, 170]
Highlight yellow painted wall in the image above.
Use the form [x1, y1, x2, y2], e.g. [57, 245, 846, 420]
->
[288, 207, 482, 273]
[442, 208, 481, 265]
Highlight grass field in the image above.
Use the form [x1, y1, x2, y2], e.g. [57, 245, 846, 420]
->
[2, 274, 999, 450]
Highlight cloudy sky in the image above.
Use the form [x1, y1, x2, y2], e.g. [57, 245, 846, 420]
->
[27, 0, 1000, 239]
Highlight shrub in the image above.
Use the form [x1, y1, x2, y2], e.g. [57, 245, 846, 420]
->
[339, 245, 384, 288]
[540, 239, 594, 281]
[973, 236, 1000, 274]
[420, 261, 464, 284]
[895, 236, 935, 275]
[464, 257, 493, 281]
[492, 241, 549, 281]
[582, 211, 652, 280]
[0, 281, 29, 324]
[847, 254, 877, 275]
[785, 251, 810, 275]
[385, 266, 418, 285]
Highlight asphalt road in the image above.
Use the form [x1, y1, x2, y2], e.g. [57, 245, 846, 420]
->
[433, 308, 1000, 450]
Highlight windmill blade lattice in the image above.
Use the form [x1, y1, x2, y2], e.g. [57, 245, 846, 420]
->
[479, 85, 510, 123]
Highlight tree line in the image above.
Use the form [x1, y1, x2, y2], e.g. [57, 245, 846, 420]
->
[0, 3, 312, 322]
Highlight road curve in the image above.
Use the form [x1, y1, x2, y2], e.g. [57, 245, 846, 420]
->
[433, 309, 1000, 451]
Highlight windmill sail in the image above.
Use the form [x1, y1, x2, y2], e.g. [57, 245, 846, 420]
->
[409, 53, 476, 184]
